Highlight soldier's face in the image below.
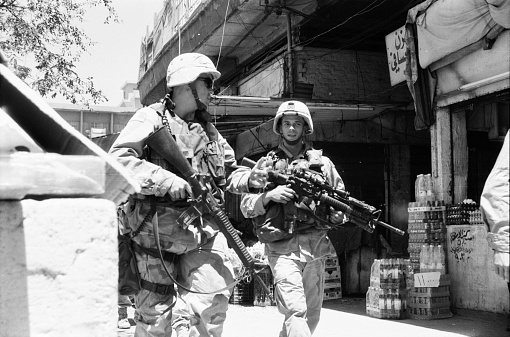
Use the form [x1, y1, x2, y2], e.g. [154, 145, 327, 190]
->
[280, 115, 305, 142]
[193, 75, 213, 105]
[172, 75, 213, 122]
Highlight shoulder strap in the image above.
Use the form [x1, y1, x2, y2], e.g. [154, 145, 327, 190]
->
[204, 122, 218, 142]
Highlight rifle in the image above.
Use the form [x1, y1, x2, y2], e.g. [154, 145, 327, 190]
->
[242, 157, 405, 236]
[145, 126, 272, 296]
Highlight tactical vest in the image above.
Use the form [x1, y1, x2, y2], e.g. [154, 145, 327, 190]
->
[144, 103, 227, 202]
[265, 147, 328, 224]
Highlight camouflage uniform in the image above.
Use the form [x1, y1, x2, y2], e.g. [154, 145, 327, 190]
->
[110, 102, 251, 337]
[240, 141, 341, 337]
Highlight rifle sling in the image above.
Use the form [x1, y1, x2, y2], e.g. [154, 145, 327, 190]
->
[132, 240, 177, 263]
[140, 279, 176, 296]
[151, 198, 243, 296]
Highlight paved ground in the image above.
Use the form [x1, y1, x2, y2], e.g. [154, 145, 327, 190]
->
[118, 296, 509, 337]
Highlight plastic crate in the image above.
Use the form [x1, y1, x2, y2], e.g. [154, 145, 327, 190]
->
[325, 255, 339, 267]
[324, 266, 341, 280]
[407, 275, 452, 319]
[324, 287, 342, 300]
[253, 268, 275, 306]
[366, 287, 407, 319]
[408, 306, 452, 320]
[324, 279, 341, 289]
[229, 280, 254, 305]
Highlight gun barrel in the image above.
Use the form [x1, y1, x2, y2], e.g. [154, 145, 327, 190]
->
[373, 220, 405, 236]
[321, 194, 405, 236]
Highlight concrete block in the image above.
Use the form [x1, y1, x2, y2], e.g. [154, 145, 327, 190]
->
[0, 198, 118, 337]
[447, 224, 509, 313]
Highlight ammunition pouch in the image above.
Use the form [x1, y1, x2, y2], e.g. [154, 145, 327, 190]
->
[203, 140, 226, 186]
[252, 202, 293, 243]
[118, 234, 142, 296]
[118, 234, 177, 297]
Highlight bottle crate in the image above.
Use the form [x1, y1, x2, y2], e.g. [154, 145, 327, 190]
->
[229, 279, 254, 305]
[407, 306, 452, 320]
[324, 278, 341, 289]
[409, 285, 450, 297]
[325, 255, 339, 268]
[366, 287, 407, 319]
[253, 267, 275, 307]
[407, 275, 452, 319]
[324, 266, 341, 280]
[323, 287, 342, 300]
[407, 295, 450, 309]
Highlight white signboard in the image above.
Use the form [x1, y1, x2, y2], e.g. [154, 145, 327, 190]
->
[414, 272, 441, 288]
[385, 26, 407, 86]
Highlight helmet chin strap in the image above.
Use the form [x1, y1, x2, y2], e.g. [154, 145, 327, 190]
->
[188, 83, 211, 124]
[162, 93, 176, 117]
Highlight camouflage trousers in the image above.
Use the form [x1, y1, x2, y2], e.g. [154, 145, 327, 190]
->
[133, 232, 235, 337]
[132, 250, 177, 337]
[175, 232, 236, 337]
[268, 255, 326, 337]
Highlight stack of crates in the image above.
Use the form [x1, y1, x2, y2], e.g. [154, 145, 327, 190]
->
[229, 279, 254, 305]
[407, 275, 453, 319]
[445, 201, 485, 226]
[407, 201, 447, 272]
[407, 200, 452, 320]
[323, 254, 342, 300]
[366, 259, 411, 319]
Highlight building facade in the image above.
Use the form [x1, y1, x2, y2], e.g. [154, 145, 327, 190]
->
[136, 0, 509, 313]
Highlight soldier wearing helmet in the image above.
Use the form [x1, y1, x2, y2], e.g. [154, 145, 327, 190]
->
[240, 100, 346, 337]
[109, 53, 262, 337]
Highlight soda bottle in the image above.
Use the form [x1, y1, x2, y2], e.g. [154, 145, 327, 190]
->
[437, 244, 446, 275]
[419, 245, 427, 273]
[425, 244, 434, 273]
[417, 174, 427, 204]
[425, 173, 434, 202]
[379, 292, 386, 317]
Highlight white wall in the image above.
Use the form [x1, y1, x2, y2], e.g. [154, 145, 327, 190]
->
[0, 199, 118, 337]
[447, 224, 509, 313]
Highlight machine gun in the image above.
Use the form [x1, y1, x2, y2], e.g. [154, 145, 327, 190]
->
[242, 157, 405, 236]
[145, 126, 272, 296]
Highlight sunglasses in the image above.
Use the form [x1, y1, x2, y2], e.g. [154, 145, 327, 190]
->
[196, 77, 213, 90]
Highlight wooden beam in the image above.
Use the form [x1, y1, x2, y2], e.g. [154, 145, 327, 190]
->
[452, 110, 468, 203]
[431, 107, 453, 204]
[388, 144, 410, 251]
[431, 107, 468, 204]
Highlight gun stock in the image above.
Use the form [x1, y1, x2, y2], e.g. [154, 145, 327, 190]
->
[145, 127, 255, 268]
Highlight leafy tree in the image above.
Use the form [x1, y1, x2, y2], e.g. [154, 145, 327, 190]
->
[0, 0, 118, 104]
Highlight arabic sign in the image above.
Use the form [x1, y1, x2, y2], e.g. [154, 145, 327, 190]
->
[385, 26, 407, 86]
[450, 228, 474, 261]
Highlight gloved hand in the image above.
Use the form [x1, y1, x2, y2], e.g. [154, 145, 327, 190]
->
[154, 175, 192, 200]
[263, 185, 296, 205]
[329, 208, 346, 224]
[248, 157, 269, 189]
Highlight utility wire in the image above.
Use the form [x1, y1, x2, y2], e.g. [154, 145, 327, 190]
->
[216, 0, 231, 69]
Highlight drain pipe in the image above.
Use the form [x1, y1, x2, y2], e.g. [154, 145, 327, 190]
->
[286, 11, 294, 98]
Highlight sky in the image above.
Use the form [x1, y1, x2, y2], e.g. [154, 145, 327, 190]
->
[72, 0, 165, 106]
